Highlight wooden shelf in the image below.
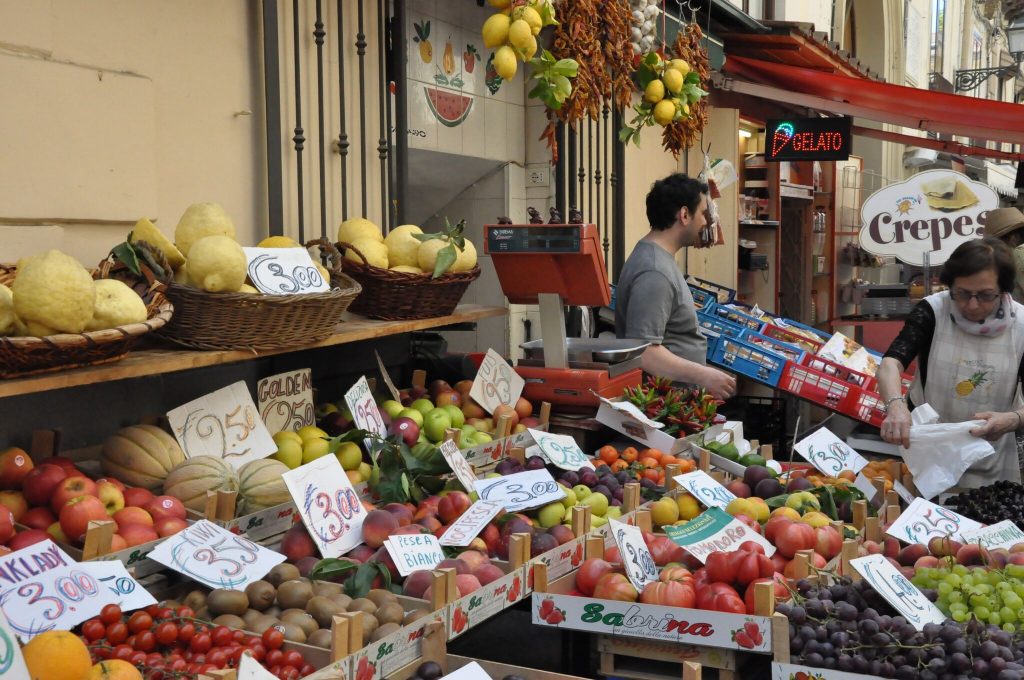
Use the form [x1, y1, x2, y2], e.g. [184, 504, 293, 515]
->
[0, 304, 506, 399]
[739, 220, 780, 228]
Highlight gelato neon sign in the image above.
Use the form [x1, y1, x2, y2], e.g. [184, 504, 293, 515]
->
[765, 117, 851, 162]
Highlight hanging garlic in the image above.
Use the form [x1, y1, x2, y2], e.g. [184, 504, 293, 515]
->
[629, 0, 659, 55]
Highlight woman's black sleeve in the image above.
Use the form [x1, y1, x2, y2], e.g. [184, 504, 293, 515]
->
[883, 301, 935, 369]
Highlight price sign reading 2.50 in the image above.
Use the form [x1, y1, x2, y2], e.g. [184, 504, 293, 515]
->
[283, 455, 368, 558]
[345, 376, 387, 438]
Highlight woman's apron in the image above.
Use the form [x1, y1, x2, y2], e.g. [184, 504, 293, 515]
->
[908, 293, 1024, 488]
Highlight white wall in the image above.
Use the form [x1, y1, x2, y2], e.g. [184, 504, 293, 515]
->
[774, 0, 833, 33]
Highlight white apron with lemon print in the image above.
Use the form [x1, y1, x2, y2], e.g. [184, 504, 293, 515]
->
[908, 293, 1024, 488]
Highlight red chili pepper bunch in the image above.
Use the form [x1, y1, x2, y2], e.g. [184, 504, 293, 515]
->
[622, 377, 724, 437]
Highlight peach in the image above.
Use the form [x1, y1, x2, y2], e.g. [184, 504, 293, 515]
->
[49, 476, 99, 513]
[466, 537, 488, 553]
[146, 496, 186, 522]
[814, 526, 842, 560]
[435, 391, 462, 408]
[883, 537, 901, 559]
[155, 517, 189, 538]
[382, 503, 413, 526]
[455, 550, 489, 572]
[361, 509, 399, 548]
[109, 534, 128, 552]
[402, 569, 434, 599]
[438, 492, 471, 524]
[725, 480, 751, 499]
[415, 516, 442, 533]
[473, 563, 505, 586]
[0, 447, 34, 490]
[20, 506, 56, 531]
[96, 482, 125, 515]
[928, 535, 963, 558]
[347, 544, 375, 563]
[7, 529, 49, 551]
[1008, 552, 1024, 566]
[547, 525, 576, 546]
[492, 404, 519, 431]
[914, 555, 940, 570]
[372, 546, 400, 581]
[0, 491, 28, 522]
[461, 400, 486, 420]
[113, 507, 154, 530]
[21, 464, 67, 507]
[986, 548, 1010, 569]
[280, 523, 317, 562]
[897, 544, 929, 567]
[862, 540, 883, 555]
[480, 523, 500, 555]
[58, 495, 109, 545]
[514, 396, 533, 420]
[0, 546, 9, 556]
[455, 574, 482, 596]
[119, 523, 159, 548]
[392, 524, 429, 536]
[123, 487, 155, 508]
[437, 558, 470, 575]
[956, 544, 986, 566]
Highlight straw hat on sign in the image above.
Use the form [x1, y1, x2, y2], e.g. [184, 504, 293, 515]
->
[984, 207, 1024, 240]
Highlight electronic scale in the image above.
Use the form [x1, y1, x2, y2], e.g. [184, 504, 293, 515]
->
[484, 223, 647, 411]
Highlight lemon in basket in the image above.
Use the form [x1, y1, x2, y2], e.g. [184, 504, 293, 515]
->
[86, 279, 148, 331]
[257, 235, 302, 248]
[175, 202, 237, 257]
[130, 218, 185, 270]
[0, 284, 17, 336]
[13, 250, 96, 334]
[186, 235, 247, 293]
[384, 224, 423, 268]
[338, 217, 383, 245]
[344, 238, 389, 269]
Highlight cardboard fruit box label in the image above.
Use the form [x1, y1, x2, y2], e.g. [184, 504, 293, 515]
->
[212, 501, 298, 542]
[461, 428, 543, 469]
[526, 537, 586, 592]
[447, 566, 527, 640]
[772, 662, 877, 680]
[531, 592, 772, 651]
[348, 608, 447, 680]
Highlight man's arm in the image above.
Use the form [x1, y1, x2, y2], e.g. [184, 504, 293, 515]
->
[641, 344, 735, 399]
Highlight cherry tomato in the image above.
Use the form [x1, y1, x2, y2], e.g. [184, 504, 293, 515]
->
[269, 667, 282, 676]
[91, 644, 112, 660]
[178, 622, 196, 644]
[282, 651, 304, 669]
[106, 622, 129, 645]
[176, 606, 195, 619]
[279, 668, 300, 680]
[112, 644, 134, 661]
[262, 627, 285, 650]
[127, 611, 153, 633]
[206, 649, 228, 668]
[300, 664, 315, 677]
[146, 652, 164, 666]
[190, 632, 212, 654]
[155, 621, 178, 646]
[134, 630, 156, 652]
[265, 649, 284, 667]
[100, 604, 123, 625]
[81, 619, 106, 642]
[248, 643, 267, 661]
[211, 626, 233, 647]
[168, 659, 188, 672]
[145, 604, 161, 616]
[157, 607, 174, 619]
[197, 665, 216, 675]
[193, 654, 207, 665]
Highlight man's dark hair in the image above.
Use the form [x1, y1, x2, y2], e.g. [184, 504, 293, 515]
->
[940, 236, 1015, 292]
[646, 173, 708, 231]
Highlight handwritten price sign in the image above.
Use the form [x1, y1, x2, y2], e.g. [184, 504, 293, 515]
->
[850, 554, 945, 630]
[793, 427, 868, 476]
[529, 429, 595, 471]
[283, 455, 367, 558]
[383, 534, 445, 576]
[609, 518, 657, 590]
[886, 498, 984, 545]
[673, 470, 737, 510]
[439, 440, 478, 492]
[345, 376, 387, 438]
[149, 520, 284, 590]
[242, 247, 330, 295]
[0, 611, 28, 679]
[470, 349, 524, 415]
[168, 381, 277, 470]
[440, 500, 504, 547]
[473, 469, 565, 512]
[257, 369, 314, 433]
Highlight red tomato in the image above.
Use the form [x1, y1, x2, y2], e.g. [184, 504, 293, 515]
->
[106, 622, 129, 645]
[134, 630, 156, 652]
[658, 565, 693, 583]
[739, 541, 766, 555]
[211, 626, 233, 647]
[155, 621, 178, 646]
[711, 592, 747, 614]
[695, 582, 740, 610]
[705, 551, 739, 584]
[592, 572, 638, 602]
[127, 611, 153, 633]
[639, 580, 696, 608]
[262, 627, 285, 650]
[81, 619, 106, 642]
[744, 574, 790, 614]
[283, 650, 305, 669]
[100, 604, 122, 625]
[774, 522, 817, 558]
[734, 552, 774, 586]
[576, 558, 615, 596]
[763, 517, 794, 544]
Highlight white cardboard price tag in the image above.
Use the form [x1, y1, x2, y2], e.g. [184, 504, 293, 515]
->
[257, 369, 314, 432]
[238, 652, 279, 679]
[439, 440, 478, 492]
[440, 662, 491, 680]
[374, 350, 402, 402]
[168, 381, 277, 470]
[0, 611, 29, 678]
[283, 455, 368, 558]
[383, 534, 445, 576]
[529, 429, 595, 471]
[439, 500, 504, 547]
[470, 349, 524, 415]
[663, 507, 775, 561]
[673, 470, 737, 509]
[893, 480, 917, 504]
[148, 520, 285, 590]
[473, 469, 565, 512]
[242, 247, 330, 295]
[850, 554, 946, 630]
[886, 497, 984, 544]
[854, 473, 880, 501]
[345, 376, 387, 438]
[959, 520, 1024, 551]
[793, 427, 868, 476]
[609, 518, 657, 590]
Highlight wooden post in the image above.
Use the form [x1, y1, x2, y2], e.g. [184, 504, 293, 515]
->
[539, 401, 552, 425]
[496, 414, 513, 439]
[509, 533, 531, 569]
[204, 489, 238, 521]
[752, 581, 775, 616]
[699, 448, 711, 472]
[635, 508, 652, 533]
[761, 444, 773, 460]
[200, 670, 236, 680]
[30, 429, 61, 458]
[623, 482, 641, 513]
[865, 516, 882, 543]
[419, 622, 448, 673]
[330, 614, 351, 661]
[871, 477, 887, 505]
[682, 661, 702, 680]
[750, 439, 760, 452]
[584, 535, 604, 560]
[367, 377, 377, 392]
[532, 562, 550, 593]
[852, 499, 867, 530]
[509, 446, 526, 465]
[666, 464, 681, 491]
[886, 504, 901, 524]
[443, 428, 461, 445]
[412, 369, 427, 389]
[81, 520, 116, 560]
[571, 506, 592, 536]
[841, 539, 859, 579]
[885, 490, 899, 508]
[430, 570, 454, 611]
[791, 550, 811, 579]
[771, 613, 791, 663]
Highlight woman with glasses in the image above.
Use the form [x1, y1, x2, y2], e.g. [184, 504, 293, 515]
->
[877, 237, 1024, 488]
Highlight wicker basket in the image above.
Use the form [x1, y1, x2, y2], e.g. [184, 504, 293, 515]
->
[156, 239, 361, 351]
[0, 263, 174, 379]
[336, 241, 480, 320]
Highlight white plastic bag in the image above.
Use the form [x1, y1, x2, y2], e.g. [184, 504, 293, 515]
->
[904, 403, 995, 499]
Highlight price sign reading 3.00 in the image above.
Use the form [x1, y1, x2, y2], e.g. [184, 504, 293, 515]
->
[794, 427, 868, 476]
[283, 455, 368, 558]
[473, 469, 565, 512]
[609, 518, 657, 590]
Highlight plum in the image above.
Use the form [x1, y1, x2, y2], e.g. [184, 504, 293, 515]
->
[615, 471, 630, 485]
[525, 456, 547, 470]
[559, 471, 580, 487]
[495, 459, 518, 475]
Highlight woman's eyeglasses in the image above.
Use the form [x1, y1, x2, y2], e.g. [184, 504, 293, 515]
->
[951, 289, 1000, 303]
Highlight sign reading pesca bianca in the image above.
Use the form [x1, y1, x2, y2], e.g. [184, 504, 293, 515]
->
[859, 169, 999, 266]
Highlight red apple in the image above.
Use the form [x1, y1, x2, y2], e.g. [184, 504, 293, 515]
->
[44, 457, 80, 476]
[110, 534, 128, 552]
[389, 417, 420, 447]
[7, 529, 49, 551]
[154, 517, 188, 538]
[50, 476, 99, 513]
[492, 404, 520, 431]
[22, 464, 67, 507]
[96, 481, 125, 515]
[123, 487, 155, 508]
[146, 496, 186, 522]
[113, 507, 154, 530]
[0, 447, 34, 489]
[0, 491, 28, 522]
[435, 390, 462, 408]
[20, 506, 56, 531]
[120, 523, 159, 548]
[454, 380, 474, 395]
[520, 416, 541, 429]
[280, 523, 317, 562]
[0, 507, 14, 544]
[94, 477, 125, 491]
[58, 495, 109, 545]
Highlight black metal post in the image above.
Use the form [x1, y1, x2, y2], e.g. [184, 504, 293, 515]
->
[313, 0, 328, 239]
[356, 0, 369, 217]
[601, 103, 609, 268]
[393, 0, 409, 225]
[336, 0, 350, 220]
[291, 0, 306, 240]
[577, 127, 585, 219]
[554, 121, 566, 220]
[262, 0, 284, 235]
[377, 0, 391, 231]
[612, 107, 626, 282]
[566, 126, 577, 214]
[587, 117, 594, 223]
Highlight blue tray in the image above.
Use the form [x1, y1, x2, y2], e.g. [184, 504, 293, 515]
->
[710, 333, 790, 387]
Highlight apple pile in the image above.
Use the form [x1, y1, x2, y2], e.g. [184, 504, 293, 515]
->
[0, 447, 187, 555]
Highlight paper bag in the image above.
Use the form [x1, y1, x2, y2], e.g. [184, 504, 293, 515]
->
[904, 403, 995, 499]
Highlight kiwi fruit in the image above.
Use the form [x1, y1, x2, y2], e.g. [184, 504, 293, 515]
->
[280, 610, 319, 637]
[249, 614, 280, 634]
[195, 607, 210, 621]
[366, 589, 398, 609]
[375, 602, 405, 627]
[277, 580, 314, 610]
[266, 563, 301, 587]
[347, 598, 377, 615]
[403, 608, 431, 625]
[357, 611, 378, 645]
[329, 593, 352, 610]
[159, 599, 182, 609]
[371, 622, 401, 642]
[264, 605, 282, 618]
[242, 609, 265, 628]
[275, 621, 307, 643]
[183, 590, 207, 611]
[245, 580, 277, 611]
[312, 581, 342, 597]
[306, 629, 333, 648]
[212, 614, 247, 629]
[306, 596, 344, 629]
[207, 589, 250, 617]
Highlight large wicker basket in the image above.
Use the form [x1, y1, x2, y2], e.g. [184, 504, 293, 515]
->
[156, 239, 361, 351]
[337, 241, 480, 320]
[0, 263, 174, 379]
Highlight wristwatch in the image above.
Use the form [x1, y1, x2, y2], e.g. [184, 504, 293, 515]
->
[882, 395, 906, 413]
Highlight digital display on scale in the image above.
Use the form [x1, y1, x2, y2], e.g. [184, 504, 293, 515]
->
[486, 225, 581, 253]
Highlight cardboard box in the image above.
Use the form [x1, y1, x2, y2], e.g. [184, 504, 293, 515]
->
[595, 398, 689, 455]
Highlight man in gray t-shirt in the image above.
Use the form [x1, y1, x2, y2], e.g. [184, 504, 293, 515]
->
[615, 173, 735, 400]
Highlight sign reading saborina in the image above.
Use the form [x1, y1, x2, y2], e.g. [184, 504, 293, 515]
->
[859, 169, 999, 266]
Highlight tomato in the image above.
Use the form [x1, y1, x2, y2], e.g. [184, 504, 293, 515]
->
[233, 629, 247, 642]
[775, 522, 817, 558]
[190, 632, 212, 654]
[695, 582, 740, 610]
[262, 627, 285, 650]
[146, 653, 164, 666]
[712, 593, 747, 614]
[705, 551, 739, 584]
[127, 611, 153, 633]
[145, 604, 161, 617]
[763, 517, 793, 544]
[207, 649, 228, 668]
[211, 626, 234, 647]
[734, 552, 774, 587]
[814, 525, 842, 560]
[279, 668, 300, 680]
[744, 575, 790, 615]
[248, 643, 267, 661]
[739, 541, 765, 555]
[647, 535, 684, 566]
[266, 649, 285, 667]
[91, 644, 112, 660]
[178, 622, 196, 644]
[639, 580, 696, 608]
[168, 659, 188, 672]
[155, 621, 178, 646]
[283, 650, 305, 669]
[659, 565, 693, 583]
[575, 558, 615, 597]
[134, 630, 156, 652]
[592, 572, 638, 602]
[129, 650, 148, 665]
[81, 619, 106, 642]
[106, 622, 129, 645]
[100, 604, 123, 625]
[175, 606, 195, 619]
[300, 664, 316, 677]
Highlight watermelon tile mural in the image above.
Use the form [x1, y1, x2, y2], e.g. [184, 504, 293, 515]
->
[426, 87, 473, 127]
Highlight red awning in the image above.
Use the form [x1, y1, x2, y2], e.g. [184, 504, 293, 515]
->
[721, 55, 1024, 146]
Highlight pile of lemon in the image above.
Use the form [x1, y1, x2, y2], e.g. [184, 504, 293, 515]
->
[642, 57, 693, 127]
[481, 0, 557, 81]
[340, 218, 477, 276]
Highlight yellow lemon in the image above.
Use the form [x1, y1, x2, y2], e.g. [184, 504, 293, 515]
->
[662, 68, 684, 94]
[274, 430, 303, 447]
[86, 279, 148, 331]
[482, 13, 511, 49]
[297, 425, 329, 441]
[452, 238, 478, 272]
[669, 59, 691, 77]
[519, 33, 538, 60]
[725, 498, 757, 519]
[186, 234, 247, 293]
[800, 511, 831, 528]
[650, 497, 680, 526]
[12, 250, 95, 334]
[271, 438, 303, 469]
[257, 235, 302, 248]
[337, 217, 383, 244]
[383, 224, 423, 267]
[514, 5, 542, 35]
[0, 284, 16, 336]
[302, 437, 331, 464]
[748, 497, 770, 523]
[336, 441, 363, 471]
[345, 238, 389, 269]
[676, 493, 701, 520]
[487, 0, 511, 7]
[653, 99, 677, 126]
[131, 217, 185, 269]
[508, 19, 533, 51]
[494, 45, 518, 80]
[236, 283, 260, 294]
[644, 79, 665, 103]
[390, 265, 426, 274]
[174, 202, 236, 257]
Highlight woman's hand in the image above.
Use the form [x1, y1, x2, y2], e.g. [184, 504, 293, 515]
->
[969, 411, 1020, 441]
[880, 402, 911, 448]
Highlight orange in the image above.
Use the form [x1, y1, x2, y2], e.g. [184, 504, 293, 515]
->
[838, 470, 856, 482]
[641, 448, 665, 464]
[676, 458, 696, 473]
[659, 455, 679, 467]
[620, 447, 638, 463]
[642, 468, 660, 483]
[639, 456, 660, 469]
[598, 445, 620, 465]
[610, 459, 629, 472]
[85, 660, 144, 680]
[22, 630, 92, 680]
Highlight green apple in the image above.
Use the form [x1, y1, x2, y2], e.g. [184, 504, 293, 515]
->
[460, 424, 478, 439]
[572, 484, 592, 500]
[580, 492, 609, 516]
[357, 462, 371, 481]
[398, 408, 424, 427]
[591, 514, 608, 528]
[410, 398, 435, 416]
[557, 483, 577, 508]
[485, 472, 502, 479]
[563, 505, 576, 522]
[335, 442, 363, 471]
[271, 438, 303, 469]
[380, 400, 404, 419]
[470, 432, 492, 446]
[442, 405, 465, 429]
[605, 506, 623, 520]
[537, 501, 565, 528]
[422, 408, 453, 443]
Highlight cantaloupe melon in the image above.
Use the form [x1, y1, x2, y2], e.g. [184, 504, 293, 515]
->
[163, 456, 240, 511]
[237, 458, 292, 513]
[101, 425, 186, 491]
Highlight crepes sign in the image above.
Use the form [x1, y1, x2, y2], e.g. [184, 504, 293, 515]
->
[859, 170, 999, 266]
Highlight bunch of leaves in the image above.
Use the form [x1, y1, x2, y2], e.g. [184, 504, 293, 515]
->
[363, 433, 451, 504]
[412, 217, 468, 278]
[618, 52, 707, 147]
[527, 50, 578, 111]
[763, 484, 873, 521]
[309, 559, 400, 598]
[109, 239, 173, 283]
